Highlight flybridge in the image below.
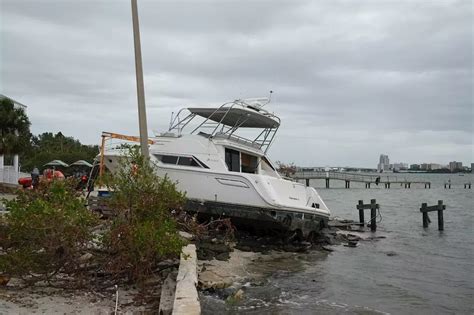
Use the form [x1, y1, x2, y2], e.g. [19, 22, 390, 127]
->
[167, 98, 281, 153]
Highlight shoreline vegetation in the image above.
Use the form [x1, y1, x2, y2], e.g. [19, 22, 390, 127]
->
[0, 147, 370, 313]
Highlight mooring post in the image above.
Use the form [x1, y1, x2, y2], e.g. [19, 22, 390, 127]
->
[325, 178, 330, 189]
[345, 180, 350, 189]
[358, 200, 364, 224]
[305, 178, 309, 187]
[420, 200, 445, 230]
[421, 203, 429, 228]
[408, 183, 411, 189]
[370, 199, 377, 232]
[438, 200, 444, 231]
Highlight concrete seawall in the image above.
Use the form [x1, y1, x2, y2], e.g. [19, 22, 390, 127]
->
[172, 244, 200, 315]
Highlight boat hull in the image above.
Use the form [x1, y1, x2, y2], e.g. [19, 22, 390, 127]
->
[186, 199, 328, 237]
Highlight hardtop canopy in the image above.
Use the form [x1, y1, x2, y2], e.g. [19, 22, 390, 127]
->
[188, 105, 280, 129]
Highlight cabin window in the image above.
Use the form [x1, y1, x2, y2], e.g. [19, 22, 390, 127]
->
[225, 148, 240, 172]
[155, 154, 208, 168]
[160, 155, 178, 165]
[177, 156, 200, 167]
[241, 152, 258, 174]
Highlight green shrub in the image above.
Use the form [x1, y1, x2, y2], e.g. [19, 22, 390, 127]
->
[101, 148, 186, 283]
[0, 179, 99, 284]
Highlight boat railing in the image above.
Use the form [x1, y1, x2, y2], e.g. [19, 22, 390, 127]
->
[168, 99, 280, 153]
[213, 132, 262, 150]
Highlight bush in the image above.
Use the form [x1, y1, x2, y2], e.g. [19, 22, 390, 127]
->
[0, 179, 99, 284]
[101, 147, 186, 283]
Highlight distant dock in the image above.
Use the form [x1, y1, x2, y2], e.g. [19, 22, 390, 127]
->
[292, 171, 431, 189]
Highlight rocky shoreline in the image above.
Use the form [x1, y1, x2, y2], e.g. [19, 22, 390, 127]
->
[0, 218, 382, 313]
[196, 219, 383, 305]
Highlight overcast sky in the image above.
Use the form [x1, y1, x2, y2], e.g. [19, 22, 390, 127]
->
[1, 0, 472, 167]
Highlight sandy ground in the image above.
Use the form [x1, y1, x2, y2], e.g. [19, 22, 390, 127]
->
[0, 285, 148, 314]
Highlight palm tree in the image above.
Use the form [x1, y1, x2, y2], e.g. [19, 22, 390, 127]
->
[0, 97, 31, 163]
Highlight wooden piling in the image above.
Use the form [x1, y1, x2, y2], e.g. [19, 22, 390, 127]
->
[358, 200, 364, 224]
[370, 199, 377, 232]
[345, 180, 350, 189]
[325, 178, 330, 188]
[356, 199, 379, 232]
[420, 200, 445, 231]
[421, 203, 429, 228]
[437, 200, 444, 231]
[305, 179, 310, 187]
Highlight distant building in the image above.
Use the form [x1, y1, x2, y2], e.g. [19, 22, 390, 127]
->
[0, 94, 28, 184]
[377, 154, 390, 172]
[430, 163, 444, 170]
[393, 163, 408, 171]
[420, 163, 443, 171]
[410, 164, 420, 170]
[449, 161, 463, 172]
[0, 94, 27, 110]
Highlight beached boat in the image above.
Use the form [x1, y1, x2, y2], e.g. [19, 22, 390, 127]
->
[89, 98, 330, 237]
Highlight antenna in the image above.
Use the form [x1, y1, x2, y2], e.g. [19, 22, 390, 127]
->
[169, 111, 174, 130]
[261, 90, 273, 107]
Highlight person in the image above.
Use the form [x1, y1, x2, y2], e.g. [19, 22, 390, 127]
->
[31, 166, 40, 188]
[375, 176, 381, 186]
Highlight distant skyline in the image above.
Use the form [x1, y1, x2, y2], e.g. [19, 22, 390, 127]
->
[1, 0, 472, 167]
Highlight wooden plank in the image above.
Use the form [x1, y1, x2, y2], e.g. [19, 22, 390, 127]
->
[356, 204, 380, 210]
[420, 205, 445, 212]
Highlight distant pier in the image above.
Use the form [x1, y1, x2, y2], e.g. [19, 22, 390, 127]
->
[292, 171, 431, 189]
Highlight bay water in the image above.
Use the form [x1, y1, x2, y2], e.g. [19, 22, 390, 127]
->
[201, 173, 473, 314]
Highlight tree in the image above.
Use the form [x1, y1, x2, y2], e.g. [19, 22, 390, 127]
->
[275, 161, 296, 177]
[20, 132, 99, 172]
[0, 98, 31, 156]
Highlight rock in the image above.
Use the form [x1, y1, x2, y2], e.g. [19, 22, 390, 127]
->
[344, 240, 358, 247]
[215, 252, 230, 261]
[199, 271, 233, 290]
[235, 245, 252, 252]
[233, 289, 244, 301]
[225, 288, 244, 304]
[79, 253, 93, 262]
[0, 275, 10, 286]
[178, 231, 194, 240]
[159, 272, 177, 315]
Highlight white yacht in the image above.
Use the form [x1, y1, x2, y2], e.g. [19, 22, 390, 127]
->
[91, 98, 330, 237]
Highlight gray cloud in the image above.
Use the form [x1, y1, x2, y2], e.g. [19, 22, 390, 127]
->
[1, 0, 472, 167]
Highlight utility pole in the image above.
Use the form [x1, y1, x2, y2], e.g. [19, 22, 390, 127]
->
[131, 0, 149, 157]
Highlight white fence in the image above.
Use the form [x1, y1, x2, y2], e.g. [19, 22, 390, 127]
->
[0, 166, 28, 185]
